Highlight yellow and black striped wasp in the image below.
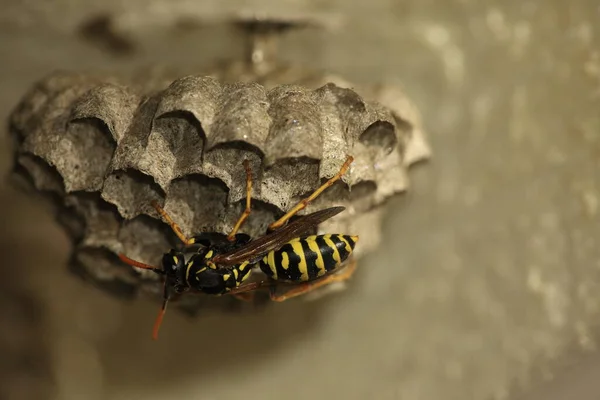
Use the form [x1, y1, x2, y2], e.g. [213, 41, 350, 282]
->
[119, 155, 358, 340]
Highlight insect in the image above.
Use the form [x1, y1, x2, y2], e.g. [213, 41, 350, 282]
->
[119, 155, 359, 340]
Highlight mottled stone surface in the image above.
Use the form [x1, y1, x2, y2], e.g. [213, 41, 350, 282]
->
[1, 1, 599, 400]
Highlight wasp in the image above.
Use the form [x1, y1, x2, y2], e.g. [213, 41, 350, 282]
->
[119, 155, 358, 339]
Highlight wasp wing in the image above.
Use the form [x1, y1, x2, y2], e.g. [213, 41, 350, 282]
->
[211, 206, 345, 267]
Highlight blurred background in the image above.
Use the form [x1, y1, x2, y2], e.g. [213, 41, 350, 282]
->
[1, 1, 599, 399]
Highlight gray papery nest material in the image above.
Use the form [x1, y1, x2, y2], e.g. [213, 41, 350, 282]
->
[9, 69, 430, 314]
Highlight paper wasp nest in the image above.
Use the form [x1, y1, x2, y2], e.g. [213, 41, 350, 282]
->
[9, 19, 430, 312]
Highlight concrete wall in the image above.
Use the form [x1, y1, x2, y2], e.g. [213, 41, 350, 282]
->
[1, 1, 599, 399]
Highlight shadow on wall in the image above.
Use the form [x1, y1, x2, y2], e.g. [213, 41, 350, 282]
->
[99, 286, 359, 389]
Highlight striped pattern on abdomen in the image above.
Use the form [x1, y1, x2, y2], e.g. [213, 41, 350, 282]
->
[259, 234, 358, 282]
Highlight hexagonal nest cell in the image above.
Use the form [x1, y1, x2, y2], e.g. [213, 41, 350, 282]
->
[8, 68, 431, 314]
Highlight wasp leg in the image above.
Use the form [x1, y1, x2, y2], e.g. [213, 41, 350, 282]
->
[232, 292, 256, 302]
[269, 258, 357, 302]
[227, 159, 253, 241]
[226, 280, 266, 296]
[151, 200, 194, 246]
[228, 283, 261, 302]
[268, 155, 353, 231]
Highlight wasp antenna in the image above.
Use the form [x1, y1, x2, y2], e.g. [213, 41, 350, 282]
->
[152, 282, 170, 340]
[118, 253, 163, 274]
[152, 301, 168, 340]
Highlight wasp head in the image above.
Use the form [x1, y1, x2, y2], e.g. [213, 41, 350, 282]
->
[118, 249, 190, 340]
[160, 249, 188, 294]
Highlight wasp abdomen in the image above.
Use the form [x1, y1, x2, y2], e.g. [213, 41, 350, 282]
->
[259, 234, 358, 282]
